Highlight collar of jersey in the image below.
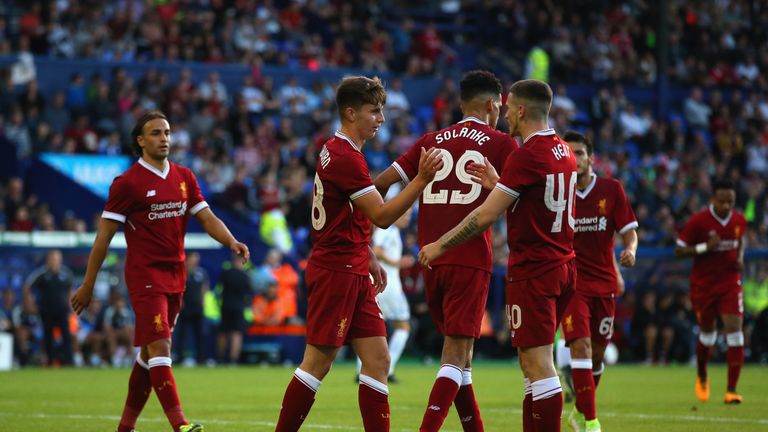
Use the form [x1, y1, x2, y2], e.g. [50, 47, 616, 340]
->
[138, 158, 170, 179]
[709, 204, 732, 226]
[334, 131, 361, 152]
[523, 128, 556, 144]
[576, 173, 597, 199]
[459, 116, 487, 125]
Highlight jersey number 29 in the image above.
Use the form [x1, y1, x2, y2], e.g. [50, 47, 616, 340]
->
[423, 149, 484, 205]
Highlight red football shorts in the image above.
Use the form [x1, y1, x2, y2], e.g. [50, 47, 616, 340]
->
[506, 260, 576, 348]
[305, 263, 386, 347]
[131, 291, 183, 347]
[561, 289, 616, 347]
[691, 284, 744, 328]
[424, 265, 491, 338]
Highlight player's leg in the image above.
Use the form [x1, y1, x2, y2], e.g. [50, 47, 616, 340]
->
[352, 336, 391, 432]
[420, 267, 489, 432]
[116, 345, 152, 432]
[145, 292, 200, 432]
[454, 345, 484, 432]
[387, 319, 410, 381]
[562, 292, 596, 430]
[693, 295, 717, 402]
[420, 335, 473, 431]
[722, 310, 744, 403]
[590, 341, 606, 388]
[519, 344, 563, 432]
[276, 343, 340, 432]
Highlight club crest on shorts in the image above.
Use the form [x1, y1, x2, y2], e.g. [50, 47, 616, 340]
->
[564, 314, 574, 332]
[154, 314, 164, 332]
[337, 317, 348, 337]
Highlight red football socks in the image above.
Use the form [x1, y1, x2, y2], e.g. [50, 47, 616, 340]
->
[522, 379, 533, 432]
[420, 364, 462, 432]
[148, 357, 186, 431]
[571, 359, 596, 420]
[359, 374, 390, 432]
[117, 358, 152, 432]
[454, 382, 484, 431]
[276, 369, 320, 432]
[531, 376, 563, 432]
[696, 340, 712, 380]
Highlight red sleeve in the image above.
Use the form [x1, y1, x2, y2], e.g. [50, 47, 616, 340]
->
[102, 175, 134, 223]
[677, 214, 700, 247]
[335, 152, 375, 200]
[613, 181, 638, 234]
[393, 134, 430, 183]
[495, 147, 536, 198]
[186, 169, 209, 215]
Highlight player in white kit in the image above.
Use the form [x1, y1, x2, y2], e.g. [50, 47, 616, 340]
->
[372, 206, 413, 382]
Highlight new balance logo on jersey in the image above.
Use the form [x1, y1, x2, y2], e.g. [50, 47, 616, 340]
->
[574, 216, 608, 232]
[148, 201, 187, 220]
[146, 190, 156, 197]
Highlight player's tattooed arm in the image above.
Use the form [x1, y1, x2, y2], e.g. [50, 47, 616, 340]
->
[419, 188, 513, 267]
[440, 211, 484, 250]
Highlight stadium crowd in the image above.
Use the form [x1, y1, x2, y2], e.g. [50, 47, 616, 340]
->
[1, 0, 768, 367]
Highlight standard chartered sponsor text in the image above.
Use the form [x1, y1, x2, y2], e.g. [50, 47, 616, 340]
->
[148, 201, 187, 220]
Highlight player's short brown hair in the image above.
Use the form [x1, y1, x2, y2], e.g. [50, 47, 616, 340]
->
[336, 76, 387, 117]
[131, 110, 168, 156]
[508, 79, 553, 119]
[563, 130, 593, 155]
[460, 70, 502, 102]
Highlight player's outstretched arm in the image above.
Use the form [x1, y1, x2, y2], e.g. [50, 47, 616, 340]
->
[194, 207, 250, 262]
[419, 187, 513, 267]
[355, 147, 443, 228]
[467, 157, 500, 190]
[619, 229, 638, 267]
[71, 218, 120, 314]
[373, 166, 402, 198]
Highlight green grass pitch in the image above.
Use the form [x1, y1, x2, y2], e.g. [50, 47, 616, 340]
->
[1, 362, 766, 431]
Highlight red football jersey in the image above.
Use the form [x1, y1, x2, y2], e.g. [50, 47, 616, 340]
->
[103, 159, 208, 294]
[309, 131, 376, 276]
[495, 129, 577, 280]
[393, 117, 516, 271]
[677, 206, 747, 293]
[573, 175, 638, 296]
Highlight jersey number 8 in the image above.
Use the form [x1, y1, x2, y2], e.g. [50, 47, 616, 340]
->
[312, 173, 326, 230]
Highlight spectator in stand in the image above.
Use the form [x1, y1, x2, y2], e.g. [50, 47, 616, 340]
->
[12, 293, 41, 366]
[252, 281, 287, 326]
[24, 249, 74, 366]
[216, 254, 253, 364]
[174, 252, 209, 367]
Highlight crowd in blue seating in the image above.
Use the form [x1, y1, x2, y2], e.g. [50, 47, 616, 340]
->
[1, 0, 768, 366]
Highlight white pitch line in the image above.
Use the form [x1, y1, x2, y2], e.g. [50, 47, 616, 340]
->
[0, 411, 444, 432]
[1, 406, 767, 430]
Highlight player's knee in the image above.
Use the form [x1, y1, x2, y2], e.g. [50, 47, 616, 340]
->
[361, 352, 390, 374]
[569, 337, 591, 359]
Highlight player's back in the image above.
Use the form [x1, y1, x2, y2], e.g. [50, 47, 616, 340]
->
[394, 118, 515, 271]
[309, 132, 375, 276]
[574, 175, 637, 294]
[678, 207, 747, 289]
[495, 129, 577, 279]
